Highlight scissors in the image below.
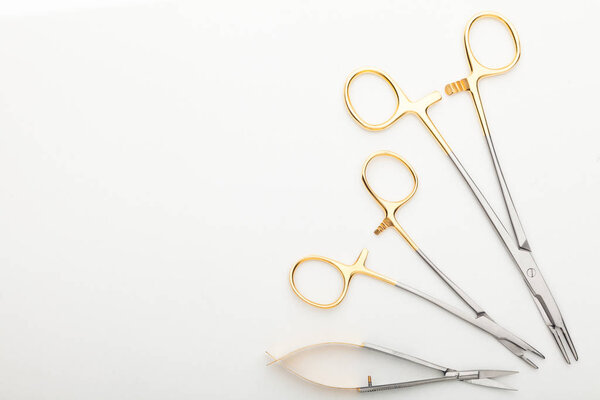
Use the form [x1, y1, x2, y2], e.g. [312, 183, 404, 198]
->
[343, 12, 576, 364]
[290, 152, 543, 367]
[267, 341, 518, 391]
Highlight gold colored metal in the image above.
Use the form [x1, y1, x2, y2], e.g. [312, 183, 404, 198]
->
[445, 78, 469, 95]
[444, 11, 521, 136]
[445, 12, 532, 252]
[289, 249, 396, 309]
[344, 68, 451, 154]
[361, 151, 419, 250]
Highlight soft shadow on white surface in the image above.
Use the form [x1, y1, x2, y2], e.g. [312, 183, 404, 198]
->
[0, 1, 599, 399]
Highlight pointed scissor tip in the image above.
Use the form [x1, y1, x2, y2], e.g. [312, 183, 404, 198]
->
[560, 325, 578, 361]
[550, 326, 572, 364]
[265, 351, 278, 366]
[527, 344, 545, 359]
[520, 355, 538, 369]
[497, 337, 543, 367]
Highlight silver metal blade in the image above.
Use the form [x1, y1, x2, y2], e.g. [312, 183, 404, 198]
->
[476, 370, 518, 379]
[465, 378, 517, 391]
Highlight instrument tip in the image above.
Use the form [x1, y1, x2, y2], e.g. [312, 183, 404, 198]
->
[265, 351, 278, 366]
[561, 325, 578, 361]
[549, 325, 575, 364]
[520, 355, 539, 369]
[528, 345, 545, 359]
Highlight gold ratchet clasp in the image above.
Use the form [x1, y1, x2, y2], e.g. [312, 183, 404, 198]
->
[362, 151, 419, 250]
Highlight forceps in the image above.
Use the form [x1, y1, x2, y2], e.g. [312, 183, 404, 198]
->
[343, 12, 576, 363]
[290, 154, 542, 367]
[362, 150, 541, 367]
[267, 342, 518, 391]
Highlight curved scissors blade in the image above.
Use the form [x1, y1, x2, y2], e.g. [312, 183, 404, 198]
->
[465, 378, 517, 391]
[460, 369, 518, 390]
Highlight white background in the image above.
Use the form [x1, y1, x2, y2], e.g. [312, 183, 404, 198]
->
[0, 0, 599, 399]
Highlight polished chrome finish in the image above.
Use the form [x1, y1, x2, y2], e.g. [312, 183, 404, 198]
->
[442, 12, 577, 362]
[364, 342, 446, 371]
[268, 341, 518, 392]
[484, 132, 529, 250]
[345, 12, 576, 362]
[358, 375, 462, 392]
[416, 248, 486, 317]
[291, 248, 543, 366]
[448, 150, 576, 363]
[359, 152, 542, 367]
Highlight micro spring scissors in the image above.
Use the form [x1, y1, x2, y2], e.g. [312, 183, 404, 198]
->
[290, 153, 543, 367]
[267, 342, 518, 392]
[343, 12, 576, 363]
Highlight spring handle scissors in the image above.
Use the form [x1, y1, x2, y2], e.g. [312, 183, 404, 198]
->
[290, 152, 543, 367]
[343, 12, 576, 363]
[267, 342, 518, 392]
